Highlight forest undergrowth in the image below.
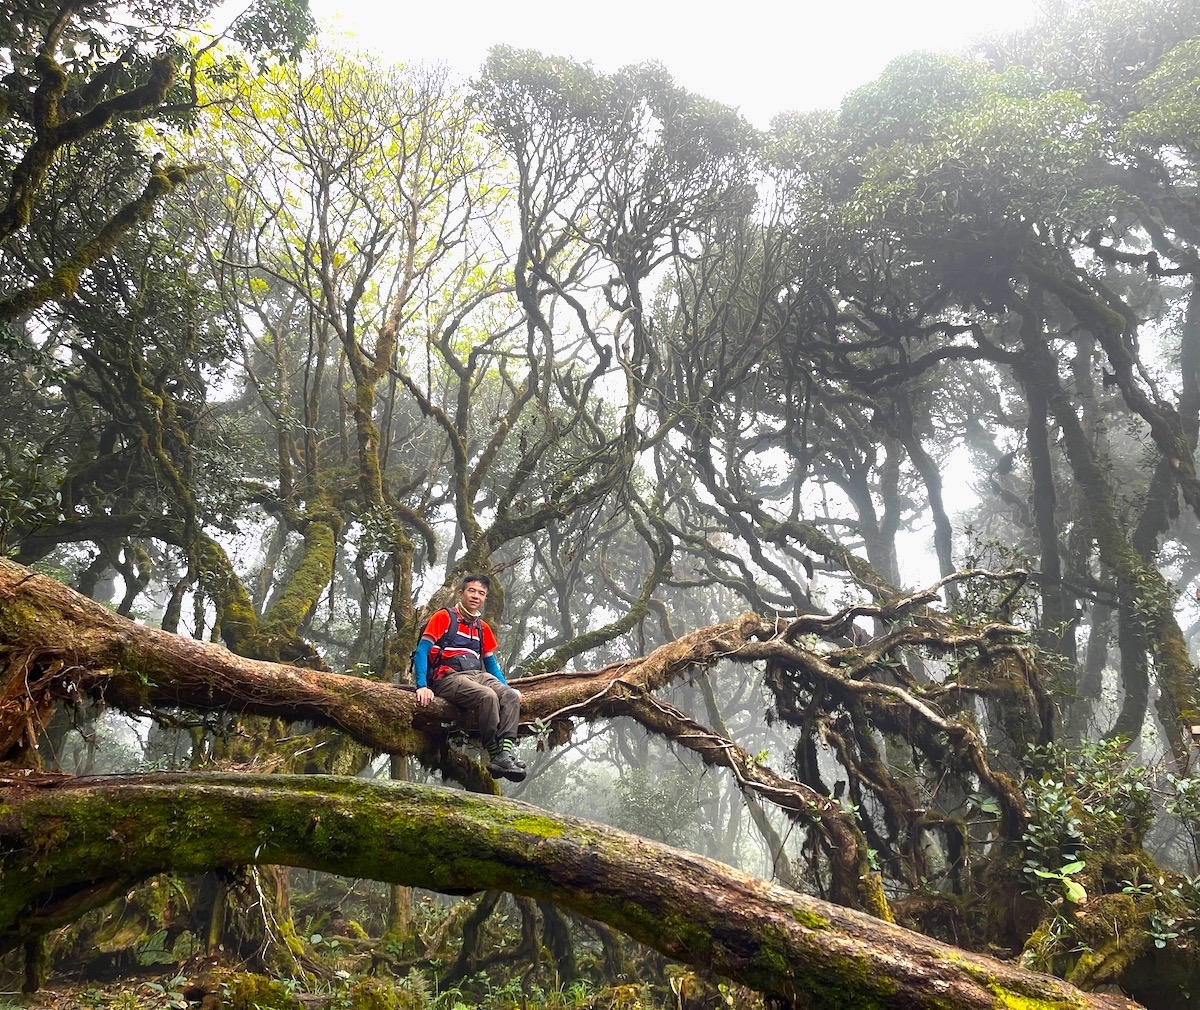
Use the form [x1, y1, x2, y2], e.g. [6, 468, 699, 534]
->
[0, 876, 761, 1010]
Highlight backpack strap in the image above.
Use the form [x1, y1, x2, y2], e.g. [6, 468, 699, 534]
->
[429, 607, 484, 678]
[429, 608, 456, 671]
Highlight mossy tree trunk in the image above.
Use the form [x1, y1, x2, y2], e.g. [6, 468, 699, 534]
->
[0, 772, 1142, 1010]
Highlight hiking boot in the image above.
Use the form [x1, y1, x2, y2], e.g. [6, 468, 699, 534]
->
[486, 751, 526, 782]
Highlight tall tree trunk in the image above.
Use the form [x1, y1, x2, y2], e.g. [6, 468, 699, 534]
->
[385, 752, 414, 947]
[1015, 304, 1200, 764]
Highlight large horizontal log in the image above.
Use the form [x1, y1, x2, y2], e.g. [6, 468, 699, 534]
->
[0, 772, 1140, 1010]
[0, 560, 1027, 764]
[0, 558, 763, 762]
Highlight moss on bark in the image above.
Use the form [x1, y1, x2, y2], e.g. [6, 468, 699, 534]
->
[0, 773, 1145, 1010]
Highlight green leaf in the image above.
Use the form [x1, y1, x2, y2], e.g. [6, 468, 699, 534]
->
[1063, 879, 1088, 904]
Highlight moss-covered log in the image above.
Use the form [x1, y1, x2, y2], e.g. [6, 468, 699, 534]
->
[0, 772, 1141, 1010]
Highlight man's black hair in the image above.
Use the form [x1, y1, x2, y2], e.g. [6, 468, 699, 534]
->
[459, 572, 492, 591]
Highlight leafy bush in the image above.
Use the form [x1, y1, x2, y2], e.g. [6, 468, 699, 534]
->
[1020, 739, 1152, 902]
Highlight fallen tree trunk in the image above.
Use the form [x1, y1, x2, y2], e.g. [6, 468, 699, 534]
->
[0, 558, 763, 763]
[0, 772, 1140, 1010]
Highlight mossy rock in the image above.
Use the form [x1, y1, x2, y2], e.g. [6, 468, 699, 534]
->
[222, 972, 303, 1010]
[344, 977, 402, 1009]
[1064, 892, 1149, 987]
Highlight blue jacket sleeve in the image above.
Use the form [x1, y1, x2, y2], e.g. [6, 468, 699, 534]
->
[484, 653, 506, 684]
[414, 638, 433, 688]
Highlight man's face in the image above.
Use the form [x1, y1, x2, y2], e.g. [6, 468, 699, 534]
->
[458, 579, 489, 615]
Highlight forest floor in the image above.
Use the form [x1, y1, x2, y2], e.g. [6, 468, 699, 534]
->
[0, 968, 753, 1009]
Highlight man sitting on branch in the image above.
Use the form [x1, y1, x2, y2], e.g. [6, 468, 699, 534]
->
[414, 572, 525, 781]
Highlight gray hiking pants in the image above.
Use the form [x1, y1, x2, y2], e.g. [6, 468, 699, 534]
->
[432, 670, 520, 749]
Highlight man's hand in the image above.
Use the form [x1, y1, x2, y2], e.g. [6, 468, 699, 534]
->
[416, 687, 434, 707]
